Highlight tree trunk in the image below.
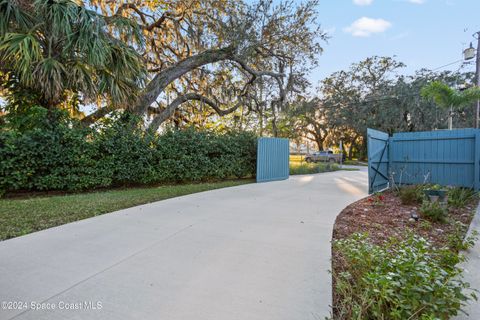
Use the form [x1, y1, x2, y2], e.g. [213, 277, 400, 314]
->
[271, 110, 279, 137]
[132, 46, 236, 116]
[315, 138, 323, 151]
[348, 143, 354, 160]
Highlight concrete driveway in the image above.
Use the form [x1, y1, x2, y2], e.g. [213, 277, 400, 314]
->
[0, 170, 367, 320]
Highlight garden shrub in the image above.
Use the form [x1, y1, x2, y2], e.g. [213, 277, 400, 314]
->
[332, 233, 475, 320]
[419, 200, 448, 223]
[448, 187, 477, 208]
[0, 113, 257, 193]
[0, 124, 112, 191]
[398, 185, 424, 205]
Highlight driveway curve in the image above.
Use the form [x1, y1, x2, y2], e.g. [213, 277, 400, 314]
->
[0, 170, 367, 320]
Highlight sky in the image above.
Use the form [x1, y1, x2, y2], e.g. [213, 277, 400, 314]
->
[305, 0, 480, 86]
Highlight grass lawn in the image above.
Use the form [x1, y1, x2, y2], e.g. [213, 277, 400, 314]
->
[0, 180, 253, 241]
[343, 159, 368, 166]
[290, 154, 305, 164]
[289, 155, 359, 175]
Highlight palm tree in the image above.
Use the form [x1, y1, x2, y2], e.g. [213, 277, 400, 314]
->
[0, 0, 145, 112]
[421, 81, 480, 130]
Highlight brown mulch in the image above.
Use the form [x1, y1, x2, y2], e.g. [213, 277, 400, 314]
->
[332, 190, 478, 248]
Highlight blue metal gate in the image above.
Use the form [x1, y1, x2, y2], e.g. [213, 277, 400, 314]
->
[256, 137, 289, 182]
[367, 128, 390, 193]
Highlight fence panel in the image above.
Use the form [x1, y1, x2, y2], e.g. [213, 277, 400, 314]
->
[387, 129, 479, 190]
[256, 137, 289, 183]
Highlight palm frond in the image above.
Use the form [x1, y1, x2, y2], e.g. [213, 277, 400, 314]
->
[33, 57, 66, 101]
[0, 32, 42, 85]
[0, 0, 33, 36]
[66, 60, 96, 100]
[106, 15, 145, 49]
[461, 87, 480, 106]
[1, 0, 146, 108]
[421, 81, 454, 109]
[422, 81, 480, 110]
[35, 0, 74, 40]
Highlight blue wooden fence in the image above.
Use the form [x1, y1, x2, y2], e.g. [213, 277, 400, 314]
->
[256, 137, 289, 182]
[368, 128, 480, 192]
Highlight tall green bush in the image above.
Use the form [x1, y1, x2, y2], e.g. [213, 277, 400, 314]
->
[0, 113, 257, 193]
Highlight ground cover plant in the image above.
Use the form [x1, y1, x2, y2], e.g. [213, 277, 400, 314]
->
[331, 186, 479, 319]
[333, 233, 474, 320]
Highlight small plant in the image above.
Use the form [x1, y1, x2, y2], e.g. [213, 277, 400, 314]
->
[447, 221, 479, 251]
[419, 220, 432, 230]
[448, 187, 476, 208]
[332, 233, 475, 320]
[429, 184, 443, 191]
[398, 185, 424, 205]
[367, 192, 385, 206]
[419, 200, 448, 223]
[423, 184, 448, 202]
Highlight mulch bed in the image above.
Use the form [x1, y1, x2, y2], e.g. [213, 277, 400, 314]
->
[331, 189, 478, 319]
[332, 190, 478, 247]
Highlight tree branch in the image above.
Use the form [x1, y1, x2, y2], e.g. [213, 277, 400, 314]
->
[133, 45, 238, 115]
[81, 105, 117, 125]
[231, 57, 285, 79]
[148, 93, 241, 131]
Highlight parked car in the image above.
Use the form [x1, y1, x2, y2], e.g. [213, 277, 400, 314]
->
[304, 150, 343, 164]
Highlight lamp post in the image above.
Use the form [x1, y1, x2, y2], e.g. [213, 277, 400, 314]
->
[463, 32, 480, 128]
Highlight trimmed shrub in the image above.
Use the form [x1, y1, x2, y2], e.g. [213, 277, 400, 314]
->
[0, 125, 112, 191]
[0, 119, 257, 193]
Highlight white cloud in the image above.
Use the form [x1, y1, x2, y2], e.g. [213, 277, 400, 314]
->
[344, 17, 392, 37]
[353, 0, 374, 5]
[408, 0, 425, 4]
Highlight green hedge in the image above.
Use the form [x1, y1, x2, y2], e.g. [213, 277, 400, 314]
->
[0, 120, 257, 193]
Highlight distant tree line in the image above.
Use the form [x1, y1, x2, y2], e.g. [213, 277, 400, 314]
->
[274, 57, 477, 159]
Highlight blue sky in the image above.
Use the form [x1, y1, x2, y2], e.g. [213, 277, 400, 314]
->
[306, 0, 480, 85]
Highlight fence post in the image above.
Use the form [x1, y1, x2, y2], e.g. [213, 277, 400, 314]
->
[475, 131, 480, 191]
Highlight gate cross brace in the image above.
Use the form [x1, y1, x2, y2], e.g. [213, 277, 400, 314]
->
[370, 140, 389, 191]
